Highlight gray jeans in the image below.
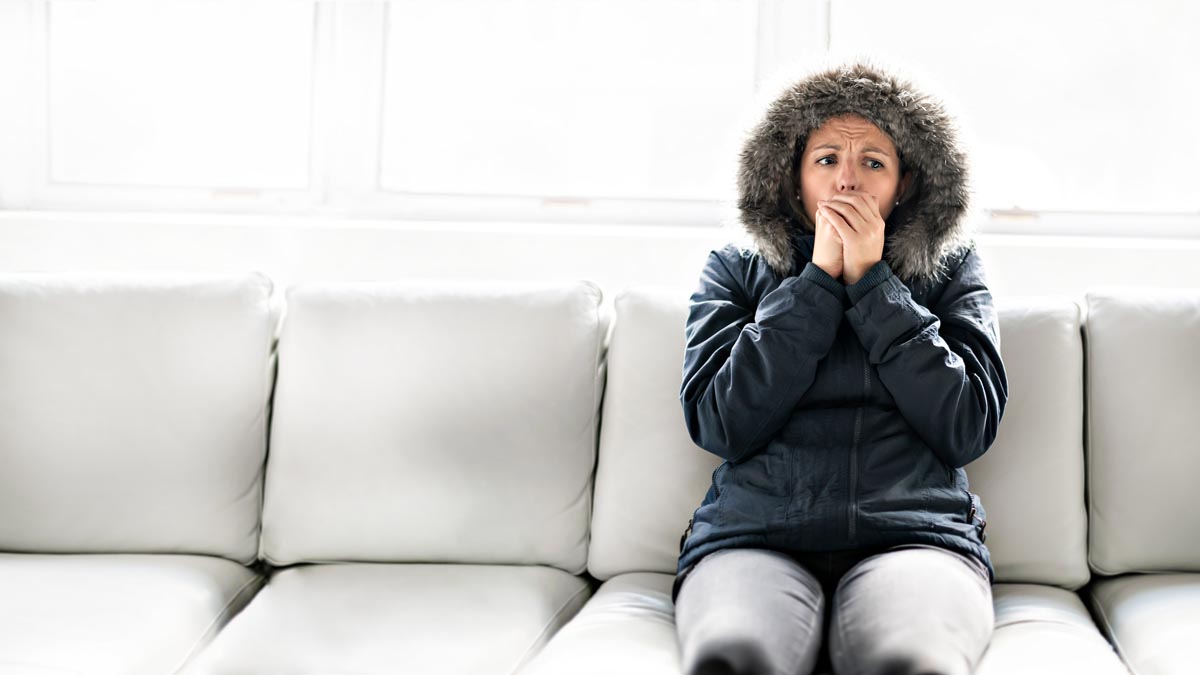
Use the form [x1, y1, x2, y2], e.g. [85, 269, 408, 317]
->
[673, 544, 994, 675]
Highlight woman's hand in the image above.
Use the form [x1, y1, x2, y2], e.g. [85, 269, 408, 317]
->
[818, 191, 886, 285]
[811, 205, 844, 280]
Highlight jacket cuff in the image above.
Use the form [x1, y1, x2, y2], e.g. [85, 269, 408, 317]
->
[799, 262, 846, 303]
[845, 273, 928, 365]
[846, 260, 893, 304]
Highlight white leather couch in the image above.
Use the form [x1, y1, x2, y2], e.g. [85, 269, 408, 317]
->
[0, 271, 1196, 675]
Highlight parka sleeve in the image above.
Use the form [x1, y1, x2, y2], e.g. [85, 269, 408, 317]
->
[679, 246, 846, 464]
[844, 246, 1008, 469]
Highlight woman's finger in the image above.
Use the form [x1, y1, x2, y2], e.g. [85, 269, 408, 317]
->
[826, 193, 868, 216]
[820, 205, 853, 241]
[818, 209, 842, 242]
[820, 201, 865, 234]
[819, 203, 857, 237]
[826, 194, 876, 227]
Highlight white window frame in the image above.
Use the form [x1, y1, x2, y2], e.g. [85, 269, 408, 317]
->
[1, 0, 1197, 239]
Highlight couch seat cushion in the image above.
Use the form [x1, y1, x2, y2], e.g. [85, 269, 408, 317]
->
[0, 553, 261, 675]
[518, 572, 680, 675]
[185, 563, 590, 675]
[1089, 573, 1200, 675]
[975, 584, 1129, 675]
[520, 577, 1131, 675]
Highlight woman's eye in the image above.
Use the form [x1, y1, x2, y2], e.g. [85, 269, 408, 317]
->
[817, 156, 835, 165]
[867, 159, 884, 169]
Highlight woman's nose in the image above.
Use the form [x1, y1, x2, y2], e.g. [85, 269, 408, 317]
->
[838, 163, 858, 191]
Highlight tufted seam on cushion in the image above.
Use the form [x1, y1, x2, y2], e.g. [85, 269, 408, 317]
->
[507, 581, 593, 674]
[1086, 589, 1140, 675]
[994, 617, 1110, 632]
[168, 569, 266, 675]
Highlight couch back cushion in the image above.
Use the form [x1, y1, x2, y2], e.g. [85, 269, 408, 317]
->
[261, 280, 607, 573]
[1085, 289, 1200, 574]
[589, 288, 1090, 588]
[587, 288, 717, 580]
[970, 298, 1090, 588]
[0, 273, 275, 563]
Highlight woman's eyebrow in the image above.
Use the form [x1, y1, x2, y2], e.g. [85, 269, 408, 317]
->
[810, 143, 893, 157]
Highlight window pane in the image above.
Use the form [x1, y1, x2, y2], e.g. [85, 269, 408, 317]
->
[49, 0, 315, 189]
[830, 0, 1200, 213]
[379, 0, 758, 201]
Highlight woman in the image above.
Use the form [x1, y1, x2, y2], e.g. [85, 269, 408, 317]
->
[673, 61, 1008, 675]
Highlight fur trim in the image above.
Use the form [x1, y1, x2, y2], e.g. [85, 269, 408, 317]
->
[737, 60, 975, 284]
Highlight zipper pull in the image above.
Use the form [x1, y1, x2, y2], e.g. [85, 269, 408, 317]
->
[679, 517, 694, 552]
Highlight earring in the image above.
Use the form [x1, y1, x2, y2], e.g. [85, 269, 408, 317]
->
[895, 199, 901, 205]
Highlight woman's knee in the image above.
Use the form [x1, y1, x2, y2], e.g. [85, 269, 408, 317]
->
[830, 623, 985, 675]
[676, 548, 827, 675]
[836, 648, 971, 675]
[689, 637, 773, 675]
[827, 547, 993, 675]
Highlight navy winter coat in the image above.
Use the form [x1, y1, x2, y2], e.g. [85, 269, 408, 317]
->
[675, 230, 1007, 587]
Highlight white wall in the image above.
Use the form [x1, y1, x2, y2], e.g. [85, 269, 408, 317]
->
[3, 212, 1197, 317]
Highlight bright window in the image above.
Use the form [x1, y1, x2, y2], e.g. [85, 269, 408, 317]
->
[378, 0, 758, 201]
[47, 0, 314, 189]
[827, 0, 1200, 214]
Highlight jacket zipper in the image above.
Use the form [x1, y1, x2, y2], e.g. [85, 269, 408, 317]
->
[712, 462, 725, 496]
[849, 349, 870, 542]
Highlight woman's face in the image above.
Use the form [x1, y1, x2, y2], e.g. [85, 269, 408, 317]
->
[797, 114, 912, 231]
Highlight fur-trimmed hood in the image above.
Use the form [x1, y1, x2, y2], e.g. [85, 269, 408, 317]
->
[737, 61, 974, 284]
